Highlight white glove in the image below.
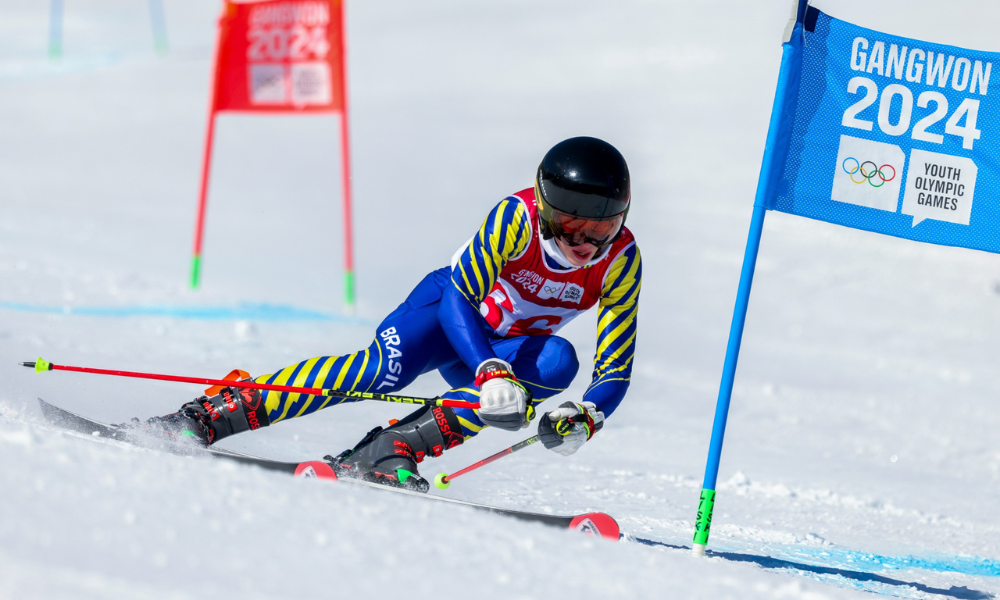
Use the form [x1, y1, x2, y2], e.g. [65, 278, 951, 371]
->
[538, 401, 605, 456]
[474, 359, 533, 431]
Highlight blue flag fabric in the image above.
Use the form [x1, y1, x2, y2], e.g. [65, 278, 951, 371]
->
[767, 7, 1000, 254]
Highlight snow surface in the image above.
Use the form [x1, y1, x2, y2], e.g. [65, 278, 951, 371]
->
[2, 0, 1000, 598]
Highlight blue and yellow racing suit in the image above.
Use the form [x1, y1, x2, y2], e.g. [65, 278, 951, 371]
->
[257, 187, 641, 439]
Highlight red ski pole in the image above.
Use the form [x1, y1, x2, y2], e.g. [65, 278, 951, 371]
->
[19, 357, 479, 410]
[433, 435, 540, 489]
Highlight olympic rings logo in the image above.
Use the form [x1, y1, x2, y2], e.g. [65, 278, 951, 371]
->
[842, 157, 896, 187]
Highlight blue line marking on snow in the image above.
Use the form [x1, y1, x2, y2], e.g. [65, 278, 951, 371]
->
[625, 535, 1000, 577]
[0, 301, 374, 325]
[773, 545, 1000, 578]
[628, 534, 999, 598]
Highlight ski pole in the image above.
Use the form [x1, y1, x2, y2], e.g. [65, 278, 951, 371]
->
[434, 435, 539, 489]
[19, 357, 479, 410]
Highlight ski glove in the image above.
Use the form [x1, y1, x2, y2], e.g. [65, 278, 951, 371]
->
[474, 359, 534, 431]
[538, 401, 604, 456]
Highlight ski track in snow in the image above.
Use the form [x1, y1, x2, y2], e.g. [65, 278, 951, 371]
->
[3, 0, 1000, 598]
[0, 407, 877, 600]
[2, 402, 996, 600]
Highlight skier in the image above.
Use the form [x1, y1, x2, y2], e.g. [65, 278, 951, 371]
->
[147, 136, 642, 492]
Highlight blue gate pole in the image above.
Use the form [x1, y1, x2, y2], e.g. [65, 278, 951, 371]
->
[48, 0, 64, 60]
[691, 0, 806, 557]
[148, 0, 168, 56]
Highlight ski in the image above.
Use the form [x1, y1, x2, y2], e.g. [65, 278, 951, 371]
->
[37, 398, 620, 540]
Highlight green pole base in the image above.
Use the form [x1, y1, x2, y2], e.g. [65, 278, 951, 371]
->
[434, 473, 450, 490]
[693, 488, 716, 550]
[190, 255, 201, 289]
[343, 270, 355, 313]
[35, 357, 53, 373]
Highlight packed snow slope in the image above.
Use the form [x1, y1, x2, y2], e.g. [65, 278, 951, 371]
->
[2, 0, 1000, 598]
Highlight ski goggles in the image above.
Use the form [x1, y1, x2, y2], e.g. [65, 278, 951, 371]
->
[547, 209, 624, 248]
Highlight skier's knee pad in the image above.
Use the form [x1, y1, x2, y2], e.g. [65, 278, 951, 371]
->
[183, 386, 271, 444]
[544, 336, 580, 387]
[519, 336, 579, 399]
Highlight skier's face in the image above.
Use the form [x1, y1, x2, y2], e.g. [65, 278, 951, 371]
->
[555, 237, 599, 266]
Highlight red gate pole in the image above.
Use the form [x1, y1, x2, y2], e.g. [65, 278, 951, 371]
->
[189, 14, 224, 290]
[337, 0, 356, 312]
[190, 111, 217, 289]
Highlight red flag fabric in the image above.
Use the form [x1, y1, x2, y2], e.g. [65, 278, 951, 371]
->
[212, 0, 344, 113]
[191, 0, 354, 298]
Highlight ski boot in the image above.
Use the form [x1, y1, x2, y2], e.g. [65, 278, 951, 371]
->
[327, 405, 464, 492]
[134, 385, 271, 446]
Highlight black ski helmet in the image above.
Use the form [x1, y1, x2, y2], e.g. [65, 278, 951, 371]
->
[535, 136, 630, 246]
